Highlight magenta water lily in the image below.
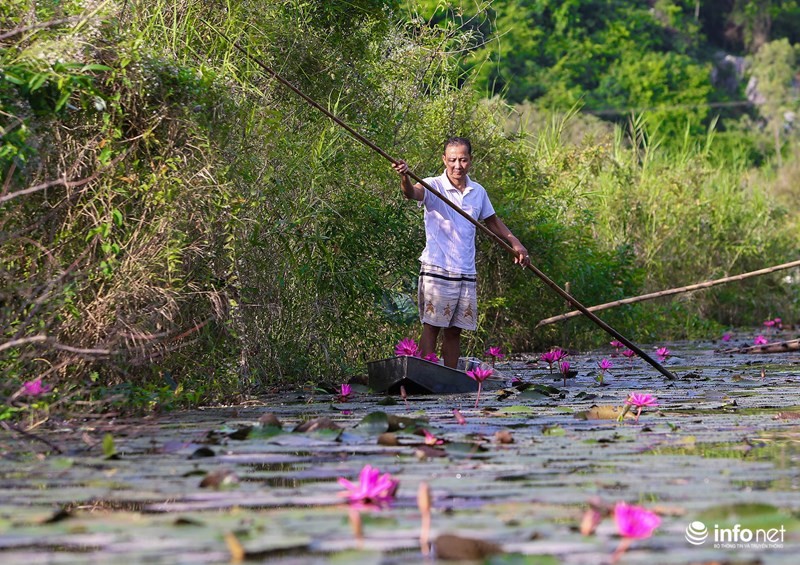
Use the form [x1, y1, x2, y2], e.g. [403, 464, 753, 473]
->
[655, 346, 670, 361]
[540, 348, 566, 372]
[763, 317, 781, 329]
[339, 383, 352, 401]
[559, 360, 571, 386]
[754, 335, 768, 345]
[423, 352, 439, 363]
[614, 502, 661, 538]
[466, 366, 493, 408]
[394, 338, 420, 357]
[421, 429, 444, 446]
[540, 351, 557, 372]
[612, 502, 661, 562]
[338, 464, 399, 509]
[623, 392, 659, 423]
[485, 346, 504, 361]
[596, 358, 612, 384]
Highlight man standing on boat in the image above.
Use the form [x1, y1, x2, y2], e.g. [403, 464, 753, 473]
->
[392, 137, 530, 368]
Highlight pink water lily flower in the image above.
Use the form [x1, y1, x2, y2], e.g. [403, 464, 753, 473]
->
[624, 392, 659, 423]
[338, 464, 399, 509]
[609, 339, 624, 350]
[612, 502, 661, 562]
[621, 349, 636, 361]
[596, 359, 612, 384]
[625, 392, 658, 408]
[559, 360, 571, 386]
[22, 378, 51, 396]
[721, 332, 732, 342]
[540, 351, 558, 372]
[421, 429, 444, 446]
[466, 366, 493, 408]
[395, 338, 420, 357]
[754, 335, 769, 345]
[655, 347, 670, 361]
[466, 366, 493, 383]
[339, 383, 352, 401]
[540, 348, 567, 372]
[485, 346, 504, 364]
[614, 501, 661, 538]
[763, 319, 776, 328]
[423, 352, 440, 363]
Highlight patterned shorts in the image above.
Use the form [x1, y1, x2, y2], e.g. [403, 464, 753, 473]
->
[418, 264, 478, 331]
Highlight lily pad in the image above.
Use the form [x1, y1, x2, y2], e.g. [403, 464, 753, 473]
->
[354, 411, 390, 435]
[496, 405, 536, 415]
[574, 405, 631, 420]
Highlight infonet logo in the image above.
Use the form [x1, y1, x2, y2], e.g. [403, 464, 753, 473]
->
[685, 520, 786, 549]
[685, 521, 708, 545]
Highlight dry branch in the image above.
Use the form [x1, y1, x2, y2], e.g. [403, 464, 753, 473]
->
[0, 335, 111, 357]
[537, 259, 800, 327]
[0, 146, 131, 205]
[0, 17, 81, 41]
[723, 338, 800, 354]
[0, 421, 63, 453]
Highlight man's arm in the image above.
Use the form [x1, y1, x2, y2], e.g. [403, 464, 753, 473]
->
[392, 160, 425, 201]
[484, 214, 530, 266]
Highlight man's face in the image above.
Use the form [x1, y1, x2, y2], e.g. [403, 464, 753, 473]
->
[442, 143, 471, 185]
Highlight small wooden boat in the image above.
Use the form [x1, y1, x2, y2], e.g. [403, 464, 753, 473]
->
[367, 355, 508, 394]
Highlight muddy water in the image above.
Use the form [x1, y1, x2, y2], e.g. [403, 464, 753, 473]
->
[1, 336, 799, 563]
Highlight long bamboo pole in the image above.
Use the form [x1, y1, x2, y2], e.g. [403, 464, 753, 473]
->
[537, 258, 800, 327]
[203, 23, 677, 380]
[726, 338, 800, 354]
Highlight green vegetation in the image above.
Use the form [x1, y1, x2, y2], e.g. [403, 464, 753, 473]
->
[2, 1, 799, 414]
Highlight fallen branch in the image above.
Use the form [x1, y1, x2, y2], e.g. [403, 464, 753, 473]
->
[0, 421, 63, 453]
[0, 17, 81, 41]
[537, 258, 800, 327]
[0, 145, 132, 205]
[1, 170, 99, 204]
[724, 338, 800, 354]
[0, 335, 111, 357]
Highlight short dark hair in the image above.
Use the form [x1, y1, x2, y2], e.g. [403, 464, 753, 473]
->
[444, 136, 472, 156]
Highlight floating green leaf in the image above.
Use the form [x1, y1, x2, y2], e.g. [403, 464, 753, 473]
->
[354, 411, 390, 435]
[102, 434, 116, 458]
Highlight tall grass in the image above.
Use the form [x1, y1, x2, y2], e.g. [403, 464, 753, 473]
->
[477, 104, 797, 351]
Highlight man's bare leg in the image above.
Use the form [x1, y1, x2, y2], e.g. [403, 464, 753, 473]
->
[442, 326, 462, 369]
[420, 323, 440, 359]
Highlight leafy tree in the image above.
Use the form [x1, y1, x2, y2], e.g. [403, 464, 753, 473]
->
[748, 38, 799, 166]
[699, 0, 800, 53]
[591, 51, 713, 138]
